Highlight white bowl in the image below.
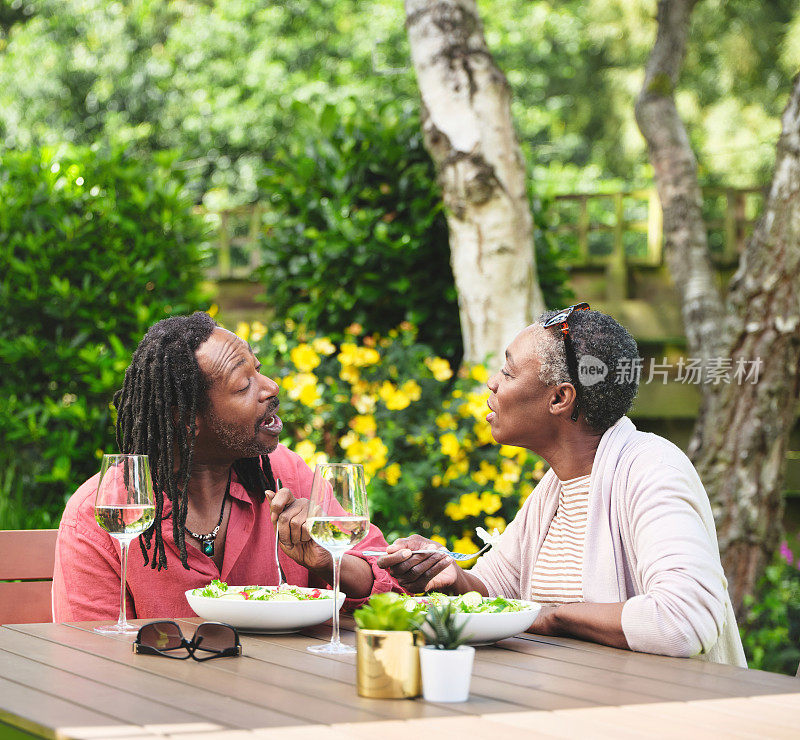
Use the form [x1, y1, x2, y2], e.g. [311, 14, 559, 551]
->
[420, 600, 541, 645]
[185, 586, 346, 633]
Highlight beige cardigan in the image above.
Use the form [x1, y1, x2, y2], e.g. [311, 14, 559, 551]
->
[471, 416, 747, 667]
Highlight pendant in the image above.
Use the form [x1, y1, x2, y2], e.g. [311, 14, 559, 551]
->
[202, 540, 215, 557]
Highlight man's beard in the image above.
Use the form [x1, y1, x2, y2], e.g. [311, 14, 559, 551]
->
[204, 410, 275, 458]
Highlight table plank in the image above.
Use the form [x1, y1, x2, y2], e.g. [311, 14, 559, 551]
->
[8, 624, 424, 726]
[518, 632, 797, 687]
[620, 700, 798, 738]
[3, 619, 800, 740]
[0, 675, 157, 740]
[0, 629, 305, 730]
[500, 635, 800, 696]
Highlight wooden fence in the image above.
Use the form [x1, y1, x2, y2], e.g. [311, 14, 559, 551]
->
[202, 186, 765, 281]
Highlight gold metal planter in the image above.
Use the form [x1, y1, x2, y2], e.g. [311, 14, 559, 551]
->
[355, 628, 423, 699]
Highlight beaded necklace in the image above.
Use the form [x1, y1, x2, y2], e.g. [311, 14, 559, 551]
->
[184, 471, 231, 557]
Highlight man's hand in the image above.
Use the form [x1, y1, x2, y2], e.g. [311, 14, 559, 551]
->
[266, 485, 331, 572]
[377, 534, 461, 593]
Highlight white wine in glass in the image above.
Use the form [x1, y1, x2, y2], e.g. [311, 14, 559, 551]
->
[93, 454, 155, 634]
[306, 463, 369, 655]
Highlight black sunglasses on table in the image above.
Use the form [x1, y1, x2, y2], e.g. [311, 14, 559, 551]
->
[542, 302, 590, 422]
[132, 620, 241, 661]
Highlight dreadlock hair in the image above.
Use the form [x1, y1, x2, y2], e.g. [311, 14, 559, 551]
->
[114, 312, 276, 570]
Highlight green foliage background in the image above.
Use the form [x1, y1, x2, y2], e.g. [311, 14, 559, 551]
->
[0, 146, 209, 526]
[2, 0, 797, 205]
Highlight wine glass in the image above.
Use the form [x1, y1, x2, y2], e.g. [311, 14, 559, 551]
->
[93, 454, 155, 634]
[306, 462, 370, 655]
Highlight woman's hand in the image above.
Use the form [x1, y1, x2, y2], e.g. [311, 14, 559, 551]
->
[377, 534, 461, 593]
[526, 605, 559, 636]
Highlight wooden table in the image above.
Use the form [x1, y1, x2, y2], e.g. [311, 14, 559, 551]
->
[1, 616, 799, 739]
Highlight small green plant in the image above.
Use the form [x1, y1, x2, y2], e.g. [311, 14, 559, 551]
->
[424, 603, 469, 650]
[353, 593, 427, 632]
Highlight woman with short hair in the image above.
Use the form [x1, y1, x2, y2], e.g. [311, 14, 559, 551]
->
[380, 305, 746, 666]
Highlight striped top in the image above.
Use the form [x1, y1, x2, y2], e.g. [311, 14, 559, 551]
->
[529, 474, 591, 605]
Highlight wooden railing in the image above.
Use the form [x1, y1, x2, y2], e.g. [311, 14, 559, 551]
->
[550, 187, 764, 268]
[202, 186, 765, 281]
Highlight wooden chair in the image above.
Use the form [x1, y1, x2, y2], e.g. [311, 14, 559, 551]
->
[0, 529, 58, 624]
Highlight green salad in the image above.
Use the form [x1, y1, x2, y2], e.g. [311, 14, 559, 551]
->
[192, 579, 331, 602]
[418, 591, 532, 613]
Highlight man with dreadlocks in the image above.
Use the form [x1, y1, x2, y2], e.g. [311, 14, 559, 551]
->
[52, 312, 395, 620]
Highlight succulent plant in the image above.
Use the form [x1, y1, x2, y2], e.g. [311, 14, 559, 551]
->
[424, 602, 469, 650]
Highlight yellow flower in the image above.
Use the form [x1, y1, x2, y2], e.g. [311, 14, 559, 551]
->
[207, 303, 219, 318]
[339, 430, 360, 452]
[439, 433, 461, 460]
[424, 356, 453, 381]
[479, 491, 502, 515]
[400, 379, 421, 401]
[472, 420, 494, 446]
[285, 373, 321, 407]
[445, 501, 465, 521]
[311, 337, 336, 356]
[499, 445, 521, 458]
[345, 323, 363, 336]
[291, 343, 321, 372]
[383, 463, 401, 486]
[452, 534, 480, 567]
[294, 439, 328, 467]
[435, 412, 456, 430]
[340, 365, 360, 385]
[500, 459, 521, 484]
[362, 437, 389, 476]
[484, 516, 506, 533]
[471, 461, 498, 486]
[443, 459, 469, 482]
[235, 321, 250, 342]
[494, 477, 514, 495]
[458, 390, 490, 422]
[352, 393, 377, 414]
[379, 381, 411, 411]
[431, 534, 447, 547]
[431, 475, 442, 488]
[250, 320, 267, 343]
[520, 486, 534, 504]
[338, 343, 380, 368]
[469, 364, 489, 383]
[350, 414, 377, 436]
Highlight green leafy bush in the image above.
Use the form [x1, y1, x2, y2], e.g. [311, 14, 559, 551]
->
[256, 100, 571, 364]
[256, 100, 460, 358]
[740, 543, 800, 675]
[0, 146, 209, 526]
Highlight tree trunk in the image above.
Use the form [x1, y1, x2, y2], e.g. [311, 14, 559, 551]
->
[635, 0, 727, 371]
[404, 0, 545, 366]
[637, 0, 800, 616]
[692, 75, 800, 615]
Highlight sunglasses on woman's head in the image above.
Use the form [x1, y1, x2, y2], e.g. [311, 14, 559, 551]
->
[132, 620, 241, 661]
[542, 302, 590, 422]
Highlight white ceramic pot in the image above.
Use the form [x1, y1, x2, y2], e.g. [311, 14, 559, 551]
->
[419, 645, 475, 702]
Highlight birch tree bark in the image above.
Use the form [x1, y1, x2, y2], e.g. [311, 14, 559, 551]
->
[404, 0, 545, 366]
[637, 0, 800, 614]
[691, 78, 800, 615]
[635, 0, 727, 369]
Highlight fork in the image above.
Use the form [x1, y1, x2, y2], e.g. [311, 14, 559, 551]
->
[360, 543, 490, 561]
[273, 478, 285, 586]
